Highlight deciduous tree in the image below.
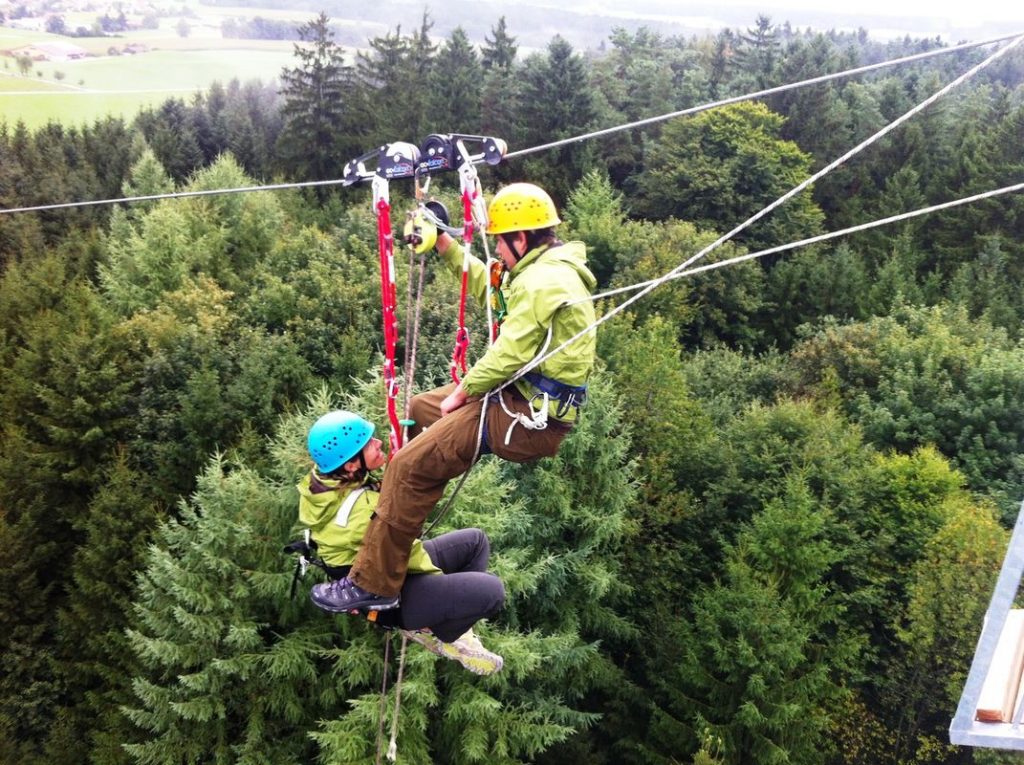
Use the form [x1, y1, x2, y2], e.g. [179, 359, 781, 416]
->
[635, 101, 824, 253]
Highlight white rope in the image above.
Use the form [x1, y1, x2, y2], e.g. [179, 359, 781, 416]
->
[497, 325, 555, 444]
[576, 181, 1024, 305]
[4, 30, 1022, 216]
[504, 30, 1024, 161]
[385, 633, 409, 762]
[0, 178, 350, 215]
[374, 635, 392, 765]
[492, 33, 1024, 390]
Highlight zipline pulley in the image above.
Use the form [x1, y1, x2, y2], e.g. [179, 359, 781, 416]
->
[419, 133, 507, 174]
[342, 134, 506, 186]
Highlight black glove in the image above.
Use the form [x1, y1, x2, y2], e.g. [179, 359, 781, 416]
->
[424, 200, 449, 228]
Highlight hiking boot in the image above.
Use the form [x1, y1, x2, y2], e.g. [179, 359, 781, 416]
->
[310, 577, 399, 613]
[400, 628, 503, 676]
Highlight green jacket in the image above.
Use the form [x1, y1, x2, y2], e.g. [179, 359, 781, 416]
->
[296, 471, 440, 573]
[439, 239, 597, 421]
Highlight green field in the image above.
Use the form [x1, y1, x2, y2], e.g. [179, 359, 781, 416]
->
[0, 18, 306, 129]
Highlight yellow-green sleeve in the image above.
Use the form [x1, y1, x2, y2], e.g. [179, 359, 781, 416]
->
[437, 238, 489, 305]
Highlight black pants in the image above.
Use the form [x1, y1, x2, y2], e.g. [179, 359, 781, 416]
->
[376, 528, 505, 643]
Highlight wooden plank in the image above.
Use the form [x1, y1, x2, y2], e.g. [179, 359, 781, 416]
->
[977, 609, 1024, 723]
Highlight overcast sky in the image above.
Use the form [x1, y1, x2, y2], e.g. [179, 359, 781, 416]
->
[707, 0, 1024, 39]
[597, 0, 1024, 41]
[746, 0, 1024, 22]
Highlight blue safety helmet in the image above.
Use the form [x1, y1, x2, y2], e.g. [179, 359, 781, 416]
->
[307, 410, 375, 473]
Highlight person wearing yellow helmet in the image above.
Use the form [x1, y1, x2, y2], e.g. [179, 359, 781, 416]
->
[315, 182, 597, 614]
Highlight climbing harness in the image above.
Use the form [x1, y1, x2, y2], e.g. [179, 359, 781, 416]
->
[523, 371, 588, 419]
[283, 530, 329, 599]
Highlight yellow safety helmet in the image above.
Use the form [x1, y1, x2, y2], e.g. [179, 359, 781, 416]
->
[402, 200, 449, 254]
[486, 183, 562, 235]
[402, 209, 438, 254]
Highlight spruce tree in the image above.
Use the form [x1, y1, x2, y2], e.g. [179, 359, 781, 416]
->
[734, 16, 781, 90]
[762, 243, 871, 349]
[648, 479, 847, 765]
[707, 30, 737, 100]
[949, 235, 1022, 334]
[101, 155, 285, 314]
[134, 99, 204, 184]
[0, 270, 135, 763]
[353, 13, 436, 148]
[278, 12, 357, 182]
[122, 370, 636, 764]
[884, 500, 1005, 764]
[0, 123, 45, 265]
[479, 16, 520, 177]
[427, 27, 483, 134]
[518, 36, 596, 201]
[562, 169, 634, 286]
[122, 450, 339, 765]
[50, 456, 164, 765]
[481, 17, 517, 73]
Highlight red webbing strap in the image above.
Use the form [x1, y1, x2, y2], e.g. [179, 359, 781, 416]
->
[449, 187, 473, 383]
[376, 196, 403, 456]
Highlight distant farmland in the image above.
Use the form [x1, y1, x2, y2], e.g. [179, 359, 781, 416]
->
[1, 50, 296, 129]
[0, 16, 319, 129]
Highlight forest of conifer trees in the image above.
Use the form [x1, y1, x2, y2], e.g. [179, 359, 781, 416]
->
[2, 11, 1024, 765]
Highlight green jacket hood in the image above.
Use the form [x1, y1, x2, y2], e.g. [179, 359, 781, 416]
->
[296, 472, 344, 527]
[514, 240, 597, 291]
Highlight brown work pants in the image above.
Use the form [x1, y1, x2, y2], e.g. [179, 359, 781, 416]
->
[349, 383, 571, 597]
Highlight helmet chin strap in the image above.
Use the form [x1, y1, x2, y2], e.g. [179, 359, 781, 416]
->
[500, 233, 525, 262]
[335, 449, 369, 481]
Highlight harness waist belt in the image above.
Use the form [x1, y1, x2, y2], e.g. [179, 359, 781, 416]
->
[522, 371, 588, 418]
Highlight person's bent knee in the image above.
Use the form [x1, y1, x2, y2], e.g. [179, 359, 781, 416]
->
[409, 394, 431, 430]
[483, 574, 506, 617]
[466, 527, 490, 557]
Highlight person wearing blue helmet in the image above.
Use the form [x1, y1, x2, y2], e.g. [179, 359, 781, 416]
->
[299, 410, 505, 675]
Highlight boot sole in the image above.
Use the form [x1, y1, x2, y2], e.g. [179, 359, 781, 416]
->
[310, 595, 400, 613]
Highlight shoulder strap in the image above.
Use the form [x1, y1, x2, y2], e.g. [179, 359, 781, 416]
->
[334, 487, 368, 528]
